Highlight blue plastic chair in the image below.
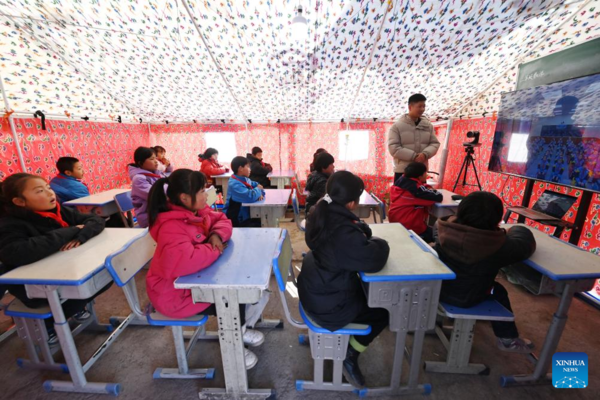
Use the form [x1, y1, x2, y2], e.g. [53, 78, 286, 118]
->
[114, 191, 137, 228]
[291, 189, 305, 232]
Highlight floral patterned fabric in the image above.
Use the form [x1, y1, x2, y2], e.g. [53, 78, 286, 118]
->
[0, 119, 22, 179]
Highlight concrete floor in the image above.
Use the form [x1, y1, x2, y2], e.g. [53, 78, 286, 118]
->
[0, 216, 599, 400]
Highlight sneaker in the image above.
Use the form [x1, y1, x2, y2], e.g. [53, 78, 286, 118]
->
[47, 329, 59, 346]
[244, 348, 258, 370]
[497, 337, 534, 354]
[342, 346, 366, 389]
[73, 310, 91, 323]
[243, 329, 265, 347]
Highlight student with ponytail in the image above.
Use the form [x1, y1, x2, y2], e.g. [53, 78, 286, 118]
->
[146, 169, 263, 369]
[199, 148, 229, 188]
[297, 171, 391, 389]
[0, 173, 107, 345]
[128, 146, 168, 228]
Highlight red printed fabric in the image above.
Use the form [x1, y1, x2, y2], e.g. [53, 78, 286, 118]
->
[0, 120, 23, 179]
[12, 118, 148, 193]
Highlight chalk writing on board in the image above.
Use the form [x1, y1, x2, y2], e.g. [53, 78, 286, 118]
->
[522, 71, 547, 82]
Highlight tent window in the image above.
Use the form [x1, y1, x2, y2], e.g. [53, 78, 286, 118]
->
[338, 130, 369, 161]
[204, 132, 237, 164]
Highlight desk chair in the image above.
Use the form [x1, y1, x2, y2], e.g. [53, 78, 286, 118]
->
[425, 300, 514, 375]
[291, 189, 305, 232]
[206, 186, 218, 208]
[272, 230, 370, 395]
[294, 172, 303, 196]
[370, 192, 386, 223]
[114, 191, 137, 228]
[0, 289, 16, 345]
[104, 233, 215, 380]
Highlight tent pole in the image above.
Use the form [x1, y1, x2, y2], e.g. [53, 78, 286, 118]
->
[436, 119, 453, 188]
[245, 121, 250, 155]
[0, 71, 27, 172]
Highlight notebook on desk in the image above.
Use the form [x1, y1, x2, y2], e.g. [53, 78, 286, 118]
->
[510, 190, 577, 221]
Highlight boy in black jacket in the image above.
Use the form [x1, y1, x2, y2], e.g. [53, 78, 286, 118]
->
[434, 191, 536, 353]
[305, 152, 335, 214]
[0, 173, 107, 344]
[246, 146, 273, 188]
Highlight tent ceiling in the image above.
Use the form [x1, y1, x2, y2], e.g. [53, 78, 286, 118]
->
[1, 0, 599, 122]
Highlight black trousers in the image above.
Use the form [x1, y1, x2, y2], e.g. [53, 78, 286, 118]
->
[394, 172, 403, 184]
[419, 226, 434, 243]
[351, 302, 389, 347]
[202, 304, 246, 326]
[490, 282, 519, 339]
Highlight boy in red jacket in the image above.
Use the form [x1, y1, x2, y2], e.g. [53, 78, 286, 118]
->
[389, 162, 442, 242]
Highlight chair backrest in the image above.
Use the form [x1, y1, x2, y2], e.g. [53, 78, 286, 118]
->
[105, 230, 156, 287]
[291, 189, 305, 232]
[114, 191, 135, 227]
[206, 185, 218, 207]
[294, 172, 303, 196]
[272, 229, 306, 329]
[370, 192, 386, 221]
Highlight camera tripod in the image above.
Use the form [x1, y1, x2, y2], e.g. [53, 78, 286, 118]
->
[453, 145, 482, 191]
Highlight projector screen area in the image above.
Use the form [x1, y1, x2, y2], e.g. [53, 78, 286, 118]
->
[489, 73, 600, 192]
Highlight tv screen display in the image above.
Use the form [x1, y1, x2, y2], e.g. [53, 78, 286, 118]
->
[489, 73, 600, 192]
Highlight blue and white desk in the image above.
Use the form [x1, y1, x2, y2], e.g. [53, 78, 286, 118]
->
[175, 228, 282, 399]
[244, 189, 291, 227]
[267, 169, 294, 189]
[501, 224, 600, 388]
[430, 189, 459, 219]
[63, 188, 130, 217]
[0, 228, 148, 395]
[212, 172, 232, 199]
[360, 223, 455, 396]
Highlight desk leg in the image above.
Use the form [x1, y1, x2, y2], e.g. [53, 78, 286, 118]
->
[501, 282, 576, 387]
[199, 288, 273, 400]
[44, 289, 120, 395]
[276, 179, 285, 190]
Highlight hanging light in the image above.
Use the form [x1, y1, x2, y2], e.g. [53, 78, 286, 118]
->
[291, 5, 308, 43]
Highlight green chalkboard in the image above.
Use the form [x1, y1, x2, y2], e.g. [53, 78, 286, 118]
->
[517, 37, 600, 90]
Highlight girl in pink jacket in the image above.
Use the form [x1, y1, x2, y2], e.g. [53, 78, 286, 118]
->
[146, 168, 263, 369]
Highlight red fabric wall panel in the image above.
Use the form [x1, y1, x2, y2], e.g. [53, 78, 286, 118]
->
[0, 120, 23, 179]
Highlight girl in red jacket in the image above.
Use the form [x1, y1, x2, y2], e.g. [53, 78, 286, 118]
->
[146, 169, 262, 369]
[199, 148, 229, 188]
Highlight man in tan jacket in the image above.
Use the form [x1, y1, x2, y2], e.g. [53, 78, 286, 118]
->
[388, 94, 440, 182]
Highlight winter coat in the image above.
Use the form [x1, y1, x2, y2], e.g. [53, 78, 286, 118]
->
[128, 165, 167, 228]
[389, 177, 442, 234]
[156, 159, 174, 174]
[146, 204, 232, 318]
[298, 202, 390, 331]
[222, 175, 265, 226]
[0, 204, 105, 304]
[434, 216, 536, 307]
[246, 153, 273, 187]
[305, 171, 330, 214]
[50, 174, 90, 203]
[200, 158, 229, 185]
[387, 114, 440, 173]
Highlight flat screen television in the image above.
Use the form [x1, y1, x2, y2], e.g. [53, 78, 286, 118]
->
[489, 73, 600, 193]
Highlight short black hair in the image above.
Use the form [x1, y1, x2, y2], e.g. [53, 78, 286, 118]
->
[455, 191, 504, 231]
[200, 148, 219, 160]
[314, 152, 335, 173]
[403, 162, 427, 179]
[252, 146, 263, 155]
[56, 157, 80, 174]
[133, 147, 156, 167]
[408, 93, 426, 105]
[231, 156, 249, 175]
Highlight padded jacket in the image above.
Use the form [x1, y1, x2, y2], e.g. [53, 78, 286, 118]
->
[389, 177, 442, 234]
[222, 175, 265, 225]
[298, 203, 390, 331]
[434, 217, 536, 307]
[387, 114, 440, 173]
[128, 165, 167, 228]
[49, 174, 90, 203]
[147, 204, 232, 318]
[305, 171, 330, 214]
[200, 159, 229, 185]
[246, 153, 273, 187]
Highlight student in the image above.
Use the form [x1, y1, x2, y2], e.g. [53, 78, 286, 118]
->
[389, 161, 442, 242]
[305, 152, 335, 214]
[152, 146, 173, 174]
[49, 156, 90, 203]
[128, 147, 168, 228]
[199, 148, 229, 187]
[0, 173, 107, 344]
[246, 146, 273, 188]
[298, 171, 390, 388]
[223, 156, 265, 227]
[434, 191, 536, 353]
[146, 169, 263, 369]
[309, 148, 327, 172]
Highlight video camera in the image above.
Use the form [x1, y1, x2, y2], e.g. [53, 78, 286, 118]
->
[463, 131, 481, 147]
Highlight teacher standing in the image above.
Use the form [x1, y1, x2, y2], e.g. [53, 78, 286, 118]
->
[388, 94, 440, 183]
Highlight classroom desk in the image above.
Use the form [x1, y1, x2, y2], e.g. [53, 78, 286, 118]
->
[501, 224, 600, 388]
[267, 169, 295, 189]
[0, 228, 148, 395]
[213, 172, 232, 199]
[175, 228, 282, 400]
[63, 188, 130, 217]
[244, 189, 291, 227]
[430, 189, 460, 219]
[360, 223, 455, 396]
